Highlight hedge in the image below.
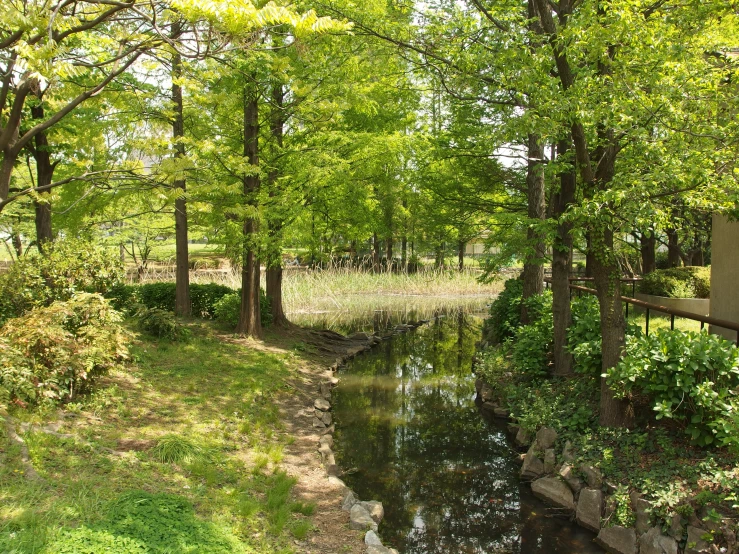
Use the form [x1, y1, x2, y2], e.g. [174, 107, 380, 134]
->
[638, 266, 710, 299]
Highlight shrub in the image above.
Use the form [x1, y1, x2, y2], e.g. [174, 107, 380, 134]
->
[639, 266, 711, 299]
[134, 306, 190, 341]
[485, 278, 523, 344]
[213, 290, 272, 329]
[567, 296, 642, 376]
[608, 329, 739, 446]
[152, 435, 204, 464]
[0, 238, 124, 324]
[510, 292, 553, 376]
[0, 294, 130, 406]
[134, 283, 238, 319]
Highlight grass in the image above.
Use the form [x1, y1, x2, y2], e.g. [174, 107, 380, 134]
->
[0, 324, 311, 554]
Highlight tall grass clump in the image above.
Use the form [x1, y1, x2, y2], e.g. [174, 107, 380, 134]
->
[152, 435, 203, 464]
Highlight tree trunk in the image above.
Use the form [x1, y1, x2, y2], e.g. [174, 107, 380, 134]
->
[385, 237, 392, 265]
[236, 86, 262, 338]
[266, 81, 288, 327]
[401, 236, 407, 271]
[667, 228, 681, 268]
[30, 103, 55, 252]
[640, 230, 656, 274]
[521, 133, 546, 324]
[372, 233, 380, 272]
[458, 240, 465, 271]
[171, 39, 191, 317]
[12, 231, 22, 257]
[551, 138, 575, 376]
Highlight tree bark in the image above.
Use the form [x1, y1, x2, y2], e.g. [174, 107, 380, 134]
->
[521, 133, 546, 324]
[640, 230, 656, 274]
[458, 240, 465, 271]
[266, 81, 288, 326]
[551, 138, 575, 376]
[29, 103, 55, 252]
[372, 233, 380, 272]
[667, 228, 681, 267]
[385, 237, 393, 265]
[12, 230, 22, 257]
[171, 37, 191, 317]
[236, 86, 262, 338]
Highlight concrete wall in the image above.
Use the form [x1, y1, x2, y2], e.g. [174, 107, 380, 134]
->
[710, 214, 739, 341]
[633, 293, 710, 318]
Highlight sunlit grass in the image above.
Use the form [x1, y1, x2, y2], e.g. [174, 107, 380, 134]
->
[0, 325, 311, 554]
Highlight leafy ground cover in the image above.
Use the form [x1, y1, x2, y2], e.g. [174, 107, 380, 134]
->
[0, 323, 329, 554]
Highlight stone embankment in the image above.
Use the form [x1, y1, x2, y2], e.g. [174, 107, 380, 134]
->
[314, 320, 429, 554]
[475, 379, 738, 554]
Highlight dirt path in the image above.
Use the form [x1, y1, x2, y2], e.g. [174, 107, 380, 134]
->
[247, 326, 375, 554]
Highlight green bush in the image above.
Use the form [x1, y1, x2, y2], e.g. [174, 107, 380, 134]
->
[510, 292, 553, 376]
[0, 238, 124, 324]
[213, 290, 272, 329]
[134, 306, 190, 341]
[608, 329, 739, 447]
[0, 294, 130, 407]
[567, 296, 641, 376]
[639, 266, 711, 299]
[485, 278, 523, 344]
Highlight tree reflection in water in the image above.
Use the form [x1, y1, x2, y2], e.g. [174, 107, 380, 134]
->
[333, 312, 603, 554]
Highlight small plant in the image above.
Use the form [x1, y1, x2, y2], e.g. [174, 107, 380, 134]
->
[152, 435, 203, 464]
[290, 520, 313, 540]
[484, 278, 523, 344]
[610, 485, 636, 528]
[134, 305, 190, 341]
[609, 329, 739, 446]
[510, 292, 553, 376]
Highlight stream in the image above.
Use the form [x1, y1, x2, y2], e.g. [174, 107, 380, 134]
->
[296, 303, 604, 554]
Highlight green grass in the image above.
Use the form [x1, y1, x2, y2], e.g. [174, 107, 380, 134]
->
[0, 324, 308, 554]
[627, 312, 702, 334]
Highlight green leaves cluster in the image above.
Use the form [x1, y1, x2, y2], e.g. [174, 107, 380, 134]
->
[639, 267, 712, 299]
[609, 329, 739, 448]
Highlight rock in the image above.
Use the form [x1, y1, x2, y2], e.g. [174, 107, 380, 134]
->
[634, 497, 652, 535]
[639, 527, 678, 554]
[321, 411, 332, 426]
[667, 513, 683, 539]
[314, 398, 331, 411]
[318, 444, 335, 466]
[544, 448, 556, 474]
[481, 401, 498, 412]
[520, 447, 545, 480]
[580, 464, 603, 489]
[559, 464, 584, 495]
[367, 546, 398, 554]
[531, 477, 575, 511]
[480, 382, 494, 403]
[536, 427, 558, 450]
[342, 490, 358, 511]
[475, 378, 484, 393]
[595, 526, 637, 554]
[321, 424, 335, 435]
[328, 375, 339, 385]
[576, 488, 603, 533]
[327, 476, 346, 489]
[349, 332, 370, 341]
[349, 504, 378, 532]
[319, 382, 332, 400]
[507, 423, 520, 436]
[312, 417, 326, 429]
[562, 440, 575, 462]
[515, 427, 531, 448]
[319, 434, 334, 448]
[365, 530, 383, 546]
[359, 501, 384, 524]
[685, 525, 710, 554]
[493, 407, 510, 418]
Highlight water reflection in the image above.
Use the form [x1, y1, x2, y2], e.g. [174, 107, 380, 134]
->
[333, 313, 603, 554]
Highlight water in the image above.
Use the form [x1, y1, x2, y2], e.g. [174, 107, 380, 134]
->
[332, 311, 604, 554]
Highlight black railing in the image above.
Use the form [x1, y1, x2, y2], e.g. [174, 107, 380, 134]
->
[566, 283, 739, 346]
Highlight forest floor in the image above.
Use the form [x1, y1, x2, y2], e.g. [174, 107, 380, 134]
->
[0, 322, 367, 554]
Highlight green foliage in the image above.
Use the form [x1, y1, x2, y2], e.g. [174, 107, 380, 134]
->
[504, 375, 598, 437]
[567, 296, 641, 376]
[485, 278, 523, 344]
[44, 491, 245, 553]
[610, 485, 636, 528]
[134, 283, 232, 318]
[213, 290, 272, 330]
[135, 306, 191, 341]
[609, 329, 739, 447]
[0, 239, 124, 324]
[639, 266, 711, 299]
[510, 292, 553, 377]
[0, 294, 130, 407]
[152, 435, 204, 464]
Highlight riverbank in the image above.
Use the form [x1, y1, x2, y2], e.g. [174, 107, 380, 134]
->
[0, 321, 380, 554]
[474, 346, 739, 554]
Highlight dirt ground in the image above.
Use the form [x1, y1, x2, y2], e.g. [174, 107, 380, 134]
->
[249, 326, 372, 554]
